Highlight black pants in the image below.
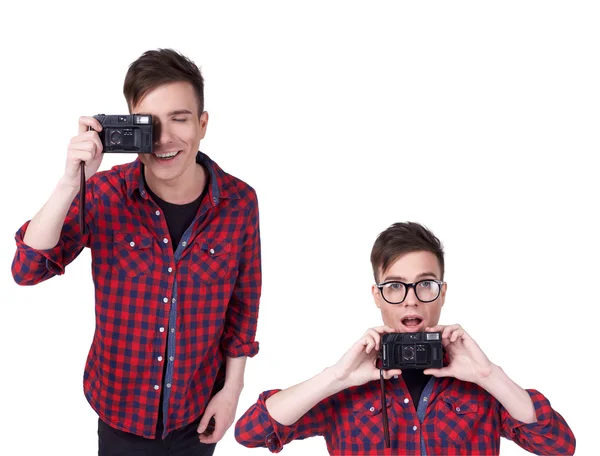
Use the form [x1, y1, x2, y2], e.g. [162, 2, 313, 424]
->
[98, 416, 216, 456]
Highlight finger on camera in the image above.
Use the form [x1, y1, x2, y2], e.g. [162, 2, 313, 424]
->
[69, 149, 96, 165]
[364, 329, 382, 351]
[442, 324, 461, 339]
[69, 142, 97, 159]
[78, 116, 103, 134]
[382, 369, 402, 379]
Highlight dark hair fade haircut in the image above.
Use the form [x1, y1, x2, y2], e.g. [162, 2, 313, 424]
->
[370, 222, 445, 282]
[123, 48, 205, 115]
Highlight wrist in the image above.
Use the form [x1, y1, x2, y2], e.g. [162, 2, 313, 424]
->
[57, 176, 80, 194]
[222, 380, 244, 396]
[325, 366, 351, 393]
[476, 363, 503, 389]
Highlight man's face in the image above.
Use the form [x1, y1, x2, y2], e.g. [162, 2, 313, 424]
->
[133, 81, 207, 183]
[371, 250, 446, 332]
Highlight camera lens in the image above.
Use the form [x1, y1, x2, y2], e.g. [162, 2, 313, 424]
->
[110, 130, 122, 145]
[402, 346, 415, 361]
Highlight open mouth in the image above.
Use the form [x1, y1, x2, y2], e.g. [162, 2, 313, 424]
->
[153, 150, 181, 161]
[401, 316, 424, 329]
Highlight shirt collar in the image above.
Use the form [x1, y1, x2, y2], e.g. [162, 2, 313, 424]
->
[124, 151, 240, 203]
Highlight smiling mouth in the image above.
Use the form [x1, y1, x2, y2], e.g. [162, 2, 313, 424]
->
[153, 150, 181, 160]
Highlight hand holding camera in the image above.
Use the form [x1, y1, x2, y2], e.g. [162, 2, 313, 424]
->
[62, 116, 105, 189]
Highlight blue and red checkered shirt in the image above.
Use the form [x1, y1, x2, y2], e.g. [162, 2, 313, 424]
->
[235, 374, 575, 455]
[12, 152, 261, 438]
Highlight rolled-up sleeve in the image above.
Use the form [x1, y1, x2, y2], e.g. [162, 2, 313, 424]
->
[12, 180, 94, 286]
[235, 389, 334, 453]
[220, 190, 261, 358]
[500, 389, 576, 455]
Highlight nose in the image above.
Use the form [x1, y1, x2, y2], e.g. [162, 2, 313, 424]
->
[153, 120, 174, 145]
[403, 286, 419, 306]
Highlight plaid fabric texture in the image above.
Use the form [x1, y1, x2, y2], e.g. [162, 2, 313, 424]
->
[12, 152, 261, 438]
[235, 375, 575, 455]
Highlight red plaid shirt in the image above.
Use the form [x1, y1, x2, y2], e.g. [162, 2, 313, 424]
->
[12, 152, 261, 438]
[235, 374, 575, 455]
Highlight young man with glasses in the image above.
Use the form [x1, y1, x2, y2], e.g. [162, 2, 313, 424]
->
[12, 49, 261, 455]
[235, 222, 575, 455]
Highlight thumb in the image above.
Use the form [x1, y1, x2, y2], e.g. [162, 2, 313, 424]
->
[423, 367, 452, 378]
[197, 409, 214, 434]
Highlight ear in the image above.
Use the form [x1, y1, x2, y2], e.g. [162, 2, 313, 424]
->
[440, 282, 448, 307]
[371, 284, 382, 309]
[199, 111, 209, 138]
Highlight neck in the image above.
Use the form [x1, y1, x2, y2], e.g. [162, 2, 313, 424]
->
[144, 163, 207, 204]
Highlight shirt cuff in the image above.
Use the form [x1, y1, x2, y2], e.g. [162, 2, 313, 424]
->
[221, 337, 259, 358]
[503, 389, 554, 435]
[15, 221, 66, 275]
[256, 389, 288, 453]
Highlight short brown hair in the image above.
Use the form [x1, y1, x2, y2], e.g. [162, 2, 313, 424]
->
[370, 222, 445, 282]
[123, 49, 204, 114]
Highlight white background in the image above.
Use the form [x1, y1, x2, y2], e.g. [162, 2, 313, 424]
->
[0, 1, 597, 455]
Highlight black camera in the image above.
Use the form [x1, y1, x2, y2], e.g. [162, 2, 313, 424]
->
[381, 332, 443, 370]
[93, 114, 153, 153]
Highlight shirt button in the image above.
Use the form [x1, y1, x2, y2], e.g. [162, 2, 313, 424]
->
[169, 356, 174, 361]
[163, 297, 168, 303]
[369, 406, 375, 412]
[209, 248, 215, 255]
[155, 210, 160, 216]
[163, 238, 169, 244]
[404, 398, 409, 404]
[212, 197, 217, 203]
[168, 267, 173, 273]
[141, 190, 146, 197]
[159, 327, 165, 333]
[170, 328, 175, 333]
[456, 407, 461, 412]
[172, 298, 176, 303]
[394, 375, 399, 379]
[153, 385, 159, 390]
[129, 241, 135, 247]
[423, 397, 428, 402]
[157, 356, 163, 362]
[166, 383, 172, 388]
[413, 425, 418, 431]
[181, 241, 187, 247]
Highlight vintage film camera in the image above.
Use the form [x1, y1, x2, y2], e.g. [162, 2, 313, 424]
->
[93, 114, 153, 153]
[381, 332, 443, 369]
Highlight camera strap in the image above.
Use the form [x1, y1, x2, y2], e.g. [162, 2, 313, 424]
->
[79, 161, 86, 234]
[379, 367, 390, 448]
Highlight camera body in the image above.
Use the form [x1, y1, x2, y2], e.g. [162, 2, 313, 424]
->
[381, 332, 443, 370]
[93, 114, 153, 153]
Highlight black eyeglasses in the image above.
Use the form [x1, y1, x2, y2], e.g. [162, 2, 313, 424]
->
[376, 280, 443, 304]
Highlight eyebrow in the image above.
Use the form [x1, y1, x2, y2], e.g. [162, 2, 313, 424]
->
[382, 272, 439, 282]
[167, 109, 193, 116]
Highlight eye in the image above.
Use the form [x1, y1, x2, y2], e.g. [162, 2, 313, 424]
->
[418, 281, 433, 288]
[172, 118, 187, 123]
[386, 282, 404, 290]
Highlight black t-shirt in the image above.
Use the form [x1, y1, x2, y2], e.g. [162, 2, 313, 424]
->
[401, 369, 431, 407]
[143, 172, 208, 435]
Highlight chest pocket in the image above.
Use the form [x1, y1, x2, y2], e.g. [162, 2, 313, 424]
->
[190, 238, 232, 283]
[112, 231, 154, 277]
[349, 396, 397, 451]
[435, 395, 479, 445]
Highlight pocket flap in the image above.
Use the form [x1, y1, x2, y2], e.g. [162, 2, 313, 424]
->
[113, 231, 153, 249]
[441, 396, 479, 415]
[196, 238, 231, 256]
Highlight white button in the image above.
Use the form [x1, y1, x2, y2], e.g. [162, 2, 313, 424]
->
[159, 327, 165, 333]
[129, 241, 135, 247]
[155, 210, 160, 216]
[163, 238, 169, 244]
[423, 397, 428, 402]
[413, 425, 418, 431]
[172, 298, 176, 303]
[181, 241, 187, 247]
[169, 356, 174, 361]
[168, 267, 173, 273]
[394, 375, 399, 379]
[170, 328, 175, 333]
[163, 297, 168, 303]
[404, 398, 409, 404]
[158, 356, 163, 361]
[166, 383, 171, 388]
[456, 407, 461, 412]
[369, 406, 375, 412]
[209, 248, 215, 254]
[154, 385, 159, 390]
[141, 191, 146, 196]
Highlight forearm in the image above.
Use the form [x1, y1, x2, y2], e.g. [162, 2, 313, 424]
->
[23, 178, 79, 250]
[265, 367, 344, 426]
[224, 356, 247, 393]
[478, 364, 537, 423]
